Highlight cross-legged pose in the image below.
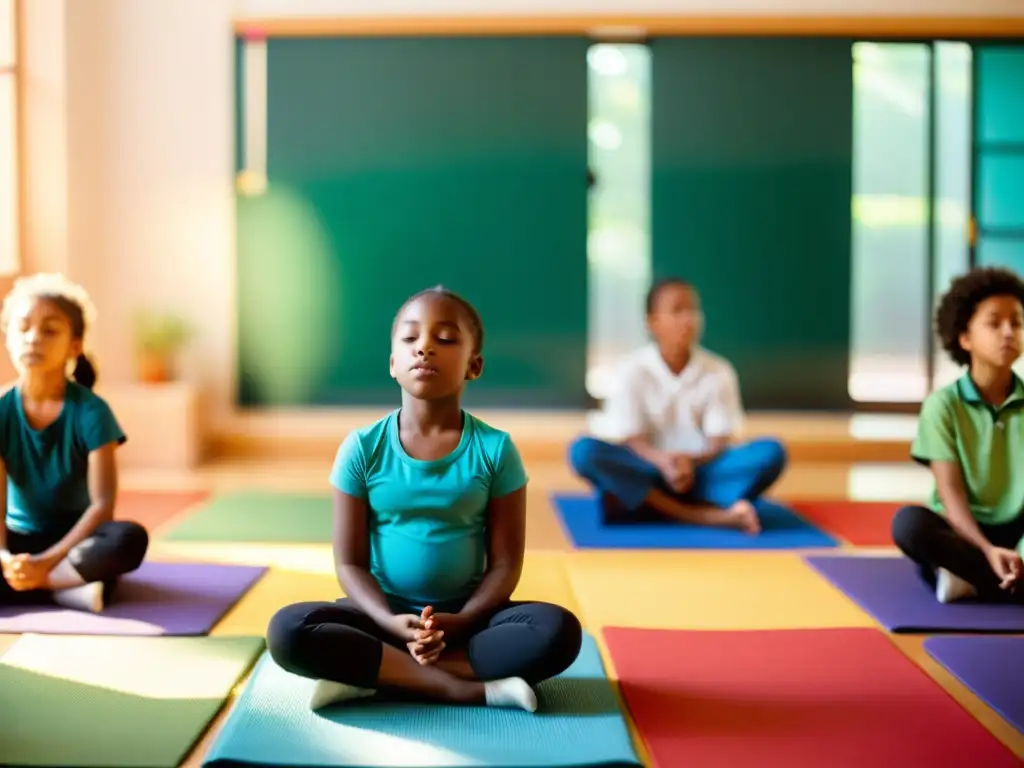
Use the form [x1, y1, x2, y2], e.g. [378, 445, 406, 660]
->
[571, 277, 787, 533]
[0, 274, 147, 613]
[267, 286, 583, 712]
[893, 267, 1024, 604]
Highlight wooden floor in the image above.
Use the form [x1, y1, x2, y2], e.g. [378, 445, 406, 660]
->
[101, 452, 1014, 767]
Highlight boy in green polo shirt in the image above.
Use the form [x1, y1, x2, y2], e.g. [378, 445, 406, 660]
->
[892, 266, 1024, 604]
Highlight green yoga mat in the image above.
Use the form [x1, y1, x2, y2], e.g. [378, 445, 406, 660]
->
[0, 634, 265, 767]
[203, 633, 642, 767]
[160, 490, 332, 543]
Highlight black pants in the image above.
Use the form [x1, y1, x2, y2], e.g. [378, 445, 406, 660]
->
[0, 520, 149, 604]
[267, 598, 584, 690]
[892, 505, 1024, 602]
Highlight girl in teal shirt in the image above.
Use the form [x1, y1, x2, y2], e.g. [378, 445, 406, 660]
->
[0, 274, 148, 613]
[268, 287, 582, 712]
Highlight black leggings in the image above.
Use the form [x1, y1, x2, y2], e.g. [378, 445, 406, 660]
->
[892, 505, 1024, 603]
[0, 520, 149, 604]
[267, 598, 584, 690]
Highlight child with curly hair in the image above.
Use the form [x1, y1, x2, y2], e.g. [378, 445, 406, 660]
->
[0, 274, 148, 613]
[893, 266, 1024, 603]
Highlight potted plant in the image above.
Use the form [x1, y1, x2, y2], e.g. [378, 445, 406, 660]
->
[133, 311, 192, 384]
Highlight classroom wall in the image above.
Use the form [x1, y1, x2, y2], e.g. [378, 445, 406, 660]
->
[238, 0, 1024, 17]
[0, 275, 15, 382]
[17, 0, 1024, 431]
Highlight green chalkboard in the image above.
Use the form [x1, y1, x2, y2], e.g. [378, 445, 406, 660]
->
[651, 38, 854, 410]
[236, 36, 590, 408]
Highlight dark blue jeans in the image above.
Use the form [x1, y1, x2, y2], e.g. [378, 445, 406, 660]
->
[569, 436, 787, 512]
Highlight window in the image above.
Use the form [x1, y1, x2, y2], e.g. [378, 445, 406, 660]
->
[849, 41, 973, 403]
[586, 43, 652, 400]
[0, 0, 18, 275]
[848, 43, 932, 403]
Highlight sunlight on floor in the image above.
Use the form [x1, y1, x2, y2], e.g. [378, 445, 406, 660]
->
[847, 463, 931, 501]
[152, 542, 336, 574]
[2, 635, 253, 700]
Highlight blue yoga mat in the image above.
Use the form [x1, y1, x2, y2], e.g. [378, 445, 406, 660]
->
[203, 633, 642, 767]
[924, 636, 1024, 734]
[552, 493, 838, 550]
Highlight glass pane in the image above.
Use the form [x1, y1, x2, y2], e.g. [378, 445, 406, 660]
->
[849, 43, 931, 402]
[586, 44, 651, 400]
[0, 0, 12, 68]
[977, 236, 1024, 272]
[932, 42, 972, 390]
[0, 75, 17, 274]
[978, 153, 1024, 230]
[977, 48, 1024, 145]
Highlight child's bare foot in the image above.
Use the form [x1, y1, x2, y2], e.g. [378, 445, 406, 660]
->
[727, 500, 761, 534]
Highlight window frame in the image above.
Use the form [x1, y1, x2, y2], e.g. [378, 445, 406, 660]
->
[0, 0, 21, 277]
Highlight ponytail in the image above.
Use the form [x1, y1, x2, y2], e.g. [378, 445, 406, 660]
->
[72, 353, 97, 390]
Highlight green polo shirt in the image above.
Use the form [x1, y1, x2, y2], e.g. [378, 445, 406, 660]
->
[912, 373, 1024, 526]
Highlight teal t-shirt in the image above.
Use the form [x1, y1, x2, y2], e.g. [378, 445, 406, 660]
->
[1, 382, 127, 538]
[330, 410, 528, 613]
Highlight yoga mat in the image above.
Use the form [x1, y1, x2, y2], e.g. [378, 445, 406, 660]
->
[552, 493, 838, 549]
[925, 636, 1024, 734]
[805, 555, 1024, 633]
[214, 552, 580, 638]
[603, 626, 1020, 767]
[118, 489, 210, 533]
[788, 500, 899, 547]
[203, 633, 642, 768]
[160, 490, 332, 543]
[0, 561, 267, 636]
[0, 634, 264, 768]
[568, 551, 874, 630]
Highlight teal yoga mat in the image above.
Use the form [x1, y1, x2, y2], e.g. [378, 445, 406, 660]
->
[203, 634, 641, 767]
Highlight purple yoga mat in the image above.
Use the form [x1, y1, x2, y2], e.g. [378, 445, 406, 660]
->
[805, 555, 1024, 633]
[924, 636, 1024, 734]
[0, 561, 266, 635]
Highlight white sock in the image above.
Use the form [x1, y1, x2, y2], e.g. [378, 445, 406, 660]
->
[309, 679, 375, 710]
[52, 581, 104, 613]
[936, 568, 977, 604]
[483, 677, 537, 713]
[47, 558, 86, 588]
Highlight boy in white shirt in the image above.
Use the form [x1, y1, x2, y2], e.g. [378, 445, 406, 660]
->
[569, 278, 787, 533]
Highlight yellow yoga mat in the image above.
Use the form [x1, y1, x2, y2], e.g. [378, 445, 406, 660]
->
[152, 541, 336, 574]
[567, 551, 874, 630]
[213, 569, 340, 636]
[511, 551, 581, 615]
[214, 552, 581, 636]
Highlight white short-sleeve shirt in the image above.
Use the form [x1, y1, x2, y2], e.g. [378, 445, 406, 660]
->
[591, 344, 744, 454]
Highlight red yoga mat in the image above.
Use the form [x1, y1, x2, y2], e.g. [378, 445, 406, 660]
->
[604, 627, 1019, 768]
[116, 490, 209, 533]
[789, 500, 900, 546]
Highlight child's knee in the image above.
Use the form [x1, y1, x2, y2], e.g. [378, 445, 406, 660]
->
[891, 505, 933, 552]
[266, 604, 313, 670]
[115, 522, 149, 569]
[755, 438, 788, 474]
[533, 603, 584, 678]
[568, 437, 605, 476]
